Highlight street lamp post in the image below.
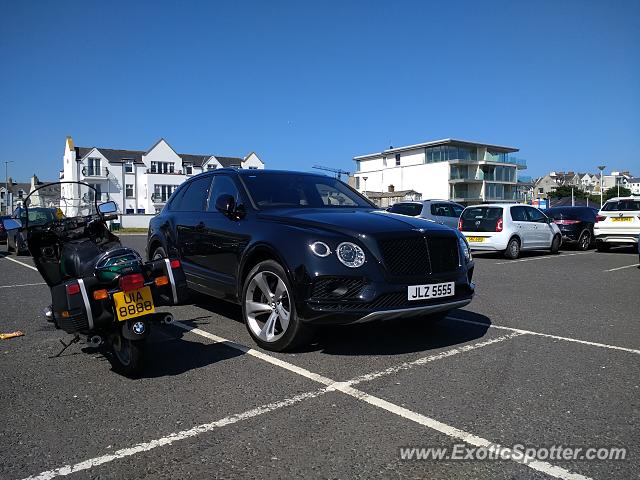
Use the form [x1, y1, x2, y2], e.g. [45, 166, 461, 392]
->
[362, 176, 368, 197]
[4, 160, 13, 215]
[597, 165, 606, 208]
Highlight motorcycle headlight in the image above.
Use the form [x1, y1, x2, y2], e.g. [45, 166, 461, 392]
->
[336, 242, 366, 268]
[459, 236, 472, 262]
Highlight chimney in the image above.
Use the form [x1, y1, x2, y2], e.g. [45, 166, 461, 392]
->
[388, 184, 395, 193]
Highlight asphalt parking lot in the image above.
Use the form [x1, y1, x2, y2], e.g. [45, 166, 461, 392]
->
[1, 236, 638, 480]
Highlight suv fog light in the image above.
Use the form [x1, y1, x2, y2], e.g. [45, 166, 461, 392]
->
[336, 242, 366, 268]
[310, 241, 332, 257]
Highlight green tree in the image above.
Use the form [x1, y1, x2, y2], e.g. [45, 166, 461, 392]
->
[603, 186, 631, 201]
[548, 186, 587, 199]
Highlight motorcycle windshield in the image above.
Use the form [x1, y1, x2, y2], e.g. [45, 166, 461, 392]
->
[21, 182, 118, 286]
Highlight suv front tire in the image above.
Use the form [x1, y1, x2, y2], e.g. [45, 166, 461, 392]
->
[242, 260, 314, 351]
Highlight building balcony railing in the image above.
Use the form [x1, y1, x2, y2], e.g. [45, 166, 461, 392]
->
[82, 192, 110, 203]
[151, 193, 171, 204]
[82, 166, 110, 177]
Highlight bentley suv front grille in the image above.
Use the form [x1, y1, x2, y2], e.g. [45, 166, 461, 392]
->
[377, 235, 460, 277]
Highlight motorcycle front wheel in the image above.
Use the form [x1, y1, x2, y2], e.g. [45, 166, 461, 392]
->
[110, 334, 144, 376]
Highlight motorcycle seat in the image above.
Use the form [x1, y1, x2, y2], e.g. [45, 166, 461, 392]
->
[60, 240, 102, 279]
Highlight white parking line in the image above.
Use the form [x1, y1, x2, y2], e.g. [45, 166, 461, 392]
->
[604, 263, 640, 272]
[22, 323, 590, 480]
[2, 256, 39, 271]
[22, 387, 330, 480]
[494, 251, 594, 265]
[346, 331, 524, 386]
[448, 316, 640, 355]
[0, 282, 46, 289]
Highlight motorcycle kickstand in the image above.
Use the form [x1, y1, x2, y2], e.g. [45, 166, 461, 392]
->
[52, 334, 81, 358]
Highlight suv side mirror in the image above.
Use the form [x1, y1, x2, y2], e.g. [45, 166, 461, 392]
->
[215, 194, 236, 216]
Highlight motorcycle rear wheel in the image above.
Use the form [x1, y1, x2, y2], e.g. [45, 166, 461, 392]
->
[110, 334, 143, 376]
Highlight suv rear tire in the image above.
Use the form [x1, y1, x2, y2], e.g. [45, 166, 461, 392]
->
[242, 260, 315, 352]
[504, 237, 520, 259]
[550, 235, 561, 254]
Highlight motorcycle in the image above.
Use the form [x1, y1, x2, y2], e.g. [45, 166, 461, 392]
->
[1, 181, 188, 375]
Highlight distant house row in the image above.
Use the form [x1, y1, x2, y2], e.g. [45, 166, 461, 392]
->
[534, 170, 638, 198]
[61, 137, 264, 218]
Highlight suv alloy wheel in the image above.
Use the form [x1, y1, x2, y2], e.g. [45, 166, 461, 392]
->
[242, 260, 314, 352]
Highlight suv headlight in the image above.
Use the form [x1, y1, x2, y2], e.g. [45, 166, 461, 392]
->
[336, 242, 366, 268]
[459, 236, 472, 262]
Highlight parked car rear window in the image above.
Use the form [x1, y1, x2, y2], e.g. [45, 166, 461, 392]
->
[430, 203, 453, 217]
[242, 173, 373, 209]
[462, 207, 502, 220]
[174, 175, 213, 212]
[388, 203, 423, 216]
[602, 200, 640, 211]
[546, 207, 595, 221]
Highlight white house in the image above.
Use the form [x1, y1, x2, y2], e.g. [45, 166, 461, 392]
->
[353, 138, 526, 205]
[60, 137, 264, 223]
[627, 177, 640, 195]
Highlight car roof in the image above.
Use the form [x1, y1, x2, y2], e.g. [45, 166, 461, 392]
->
[463, 203, 520, 209]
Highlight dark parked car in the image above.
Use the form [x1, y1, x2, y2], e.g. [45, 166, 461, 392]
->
[147, 169, 475, 351]
[0, 215, 9, 244]
[8, 207, 60, 255]
[545, 206, 597, 250]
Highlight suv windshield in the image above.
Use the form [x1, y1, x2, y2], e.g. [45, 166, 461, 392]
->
[602, 199, 640, 211]
[241, 173, 374, 209]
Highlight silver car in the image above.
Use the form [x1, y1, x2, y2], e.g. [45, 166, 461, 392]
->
[386, 200, 464, 229]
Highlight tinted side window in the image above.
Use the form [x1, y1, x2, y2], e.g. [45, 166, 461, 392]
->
[389, 203, 423, 216]
[208, 175, 240, 211]
[451, 204, 464, 217]
[430, 203, 452, 217]
[174, 176, 213, 212]
[510, 206, 528, 222]
[526, 207, 547, 223]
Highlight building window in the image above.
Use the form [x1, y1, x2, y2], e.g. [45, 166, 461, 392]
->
[18, 190, 24, 198]
[538, 188, 544, 194]
[184, 164, 193, 175]
[249, 166, 258, 170]
[137, 208, 145, 214]
[125, 208, 135, 214]
[0, 191, 4, 199]
[150, 161, 175, 174]
[125, 184, 134, 198]
[207, 164, 217, 170]
[395, 154, 401, 166]
[124, 160, 134, 173]
[87, 158, 102, 176]
[153, 184, 177, 203]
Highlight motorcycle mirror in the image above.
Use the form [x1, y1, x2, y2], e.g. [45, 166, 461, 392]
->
[98, 201, 118, 214]
[2, 218, 23, 230]
[215, 194, 236, 216]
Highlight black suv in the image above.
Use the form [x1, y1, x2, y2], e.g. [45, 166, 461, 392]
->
[147, 170, 475, 351]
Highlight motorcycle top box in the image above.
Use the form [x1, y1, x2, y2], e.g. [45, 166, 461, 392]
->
[2, 181, 188, 376]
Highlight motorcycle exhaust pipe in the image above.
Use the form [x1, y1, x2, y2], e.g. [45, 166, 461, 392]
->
[161, 313, 174, 325]
[88, 335, 103, 347]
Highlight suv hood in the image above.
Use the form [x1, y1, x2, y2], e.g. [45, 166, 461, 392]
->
[257, 208, 456, 237]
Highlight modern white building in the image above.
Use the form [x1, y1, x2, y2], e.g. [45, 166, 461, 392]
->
[629, 177, 640, 195]
[60, 137, 263, 223]
[353, 139, 526, 204]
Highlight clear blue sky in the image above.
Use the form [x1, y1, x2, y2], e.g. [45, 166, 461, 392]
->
[1, 0, 638, 182]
